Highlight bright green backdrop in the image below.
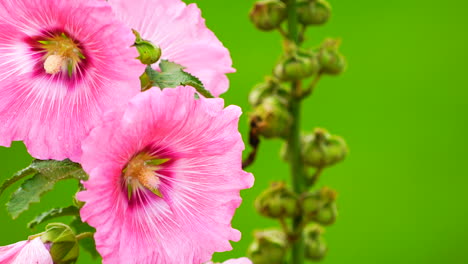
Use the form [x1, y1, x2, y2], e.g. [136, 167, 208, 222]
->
[1, 0, 467, 263]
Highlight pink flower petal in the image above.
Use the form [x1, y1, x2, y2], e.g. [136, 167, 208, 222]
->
[0, 0, 144, 161]
[79, 87, 253, 264]
[109, 0, 235, 96]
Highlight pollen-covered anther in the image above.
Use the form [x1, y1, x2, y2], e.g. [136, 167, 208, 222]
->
[123, 153, 168, 199]
[44, 55, 65, 75]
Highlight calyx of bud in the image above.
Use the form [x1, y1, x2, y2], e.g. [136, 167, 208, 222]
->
[302, 187, 338, 225]
[40, 223, 79, 264]
[302, 128, 348, 168]
[304, 223, 328, 261]
[133, 29, 162, 65]
[297, 0, 332, 26]
[249, 78, 289, 107]
[249, 0, 287, 31]
[274, 51, 320, 81]
[318, 38, 347, 75]
[250, 96, 292, 139]
[255, 182, 300, 218]
[247, 229, 287, 264]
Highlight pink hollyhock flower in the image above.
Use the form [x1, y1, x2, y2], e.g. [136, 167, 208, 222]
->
[109, 0, 235, 97]
[205, 258, 252, 264]
[78, 87, 254, 264]
[0, 0, 144, 161]
[0, 238, 52, 264]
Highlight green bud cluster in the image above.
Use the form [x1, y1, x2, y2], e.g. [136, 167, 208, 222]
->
[318, 38, 347, 75]
[250, 95, 292, 139]
[302, 128, 348, 168]
[255, 182, 300, 218]
[281, 128, 348, 168]
[249, 78, 289, 107]
[274, 50, 320, 81]
[302, 187, 338, 226]
[247, 0, 346, 262]
[247, 229, 288, 264]
[40, 223, 80, 264]
[304, 223, 328, 261]
[297, 0, 332, 26]
[249, 0, 287, 31]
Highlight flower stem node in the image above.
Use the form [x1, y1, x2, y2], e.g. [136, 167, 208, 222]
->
[274, 52, 319, 81]
[247, 229, 287, 264]
[249, 77, 289, 107]
[304, 223, 328, 261]
[302, 128, 348, 168]
[250, 0, 287, 31]
[255, 182, 300, 219]
[133, 29, 162, 65]
[297, 0, 332, 26]
[250, 96, 292, 139]
[318, 38, 347, 75]
[40, 223, 80, 264]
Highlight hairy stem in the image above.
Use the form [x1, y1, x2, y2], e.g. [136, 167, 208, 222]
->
[287, 1, 305, 263]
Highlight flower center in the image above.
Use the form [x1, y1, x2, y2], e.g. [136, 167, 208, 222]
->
[38, 33, 85, 77]
[122, 152, 170, 200]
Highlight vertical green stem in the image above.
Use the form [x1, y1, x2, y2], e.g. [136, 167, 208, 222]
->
[286, 0, 305, 263]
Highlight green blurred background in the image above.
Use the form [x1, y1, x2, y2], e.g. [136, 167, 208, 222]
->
[1, 0, 467, 263]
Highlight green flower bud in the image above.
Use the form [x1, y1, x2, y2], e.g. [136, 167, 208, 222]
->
[41, 223, 79, 264]
[255, 182, 300, 219]
[301, 191, 321, 218]
[302, 187, 338, 223]
[297, 0, 332, 26]
[247, 229, 287, 264]
[302, 128, 348, 168]
[318, 38, 346, 75]
[249, 0, 287, 31]
[249, 78, 289, 107]
[303, 187, 338, 225]
[133, 29, 162, 65]
[250, 96, 291, 138]
[304, 224, 328, 261]
[274, 52, 319, 81]
[315, 201, 338, 226]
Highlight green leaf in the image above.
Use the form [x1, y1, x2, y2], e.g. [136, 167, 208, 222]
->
[70, 217, 99, 259]
[143, 61, 214, 98]
[28, 206, 80, 229]
[0, 166, 36, 196]
[6, 159, 88, 219]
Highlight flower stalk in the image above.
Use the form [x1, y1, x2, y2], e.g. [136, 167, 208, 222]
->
[247, 0, 348, 263]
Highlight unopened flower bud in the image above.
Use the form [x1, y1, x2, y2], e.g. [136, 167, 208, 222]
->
[313, 187, 338, 226]
[250, 96, 291, 138]
[274, 52, 319, 81]
[255, 182, 300, 218]
[247, 229, 287, 264]
[301, 191, 321, 218]
[315, 201, 338, 226]
[297, 0, 332, 26]
[304, 223, 328, 261]
[250, 0, 287, 31]
[40, 223, 79, 264]
[249, 78, 289, 107]
[302, 187, 338, 223]
[318, 38, 346, 75]
[133, 29, 162, 65]
[302, 128, 348, 168]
